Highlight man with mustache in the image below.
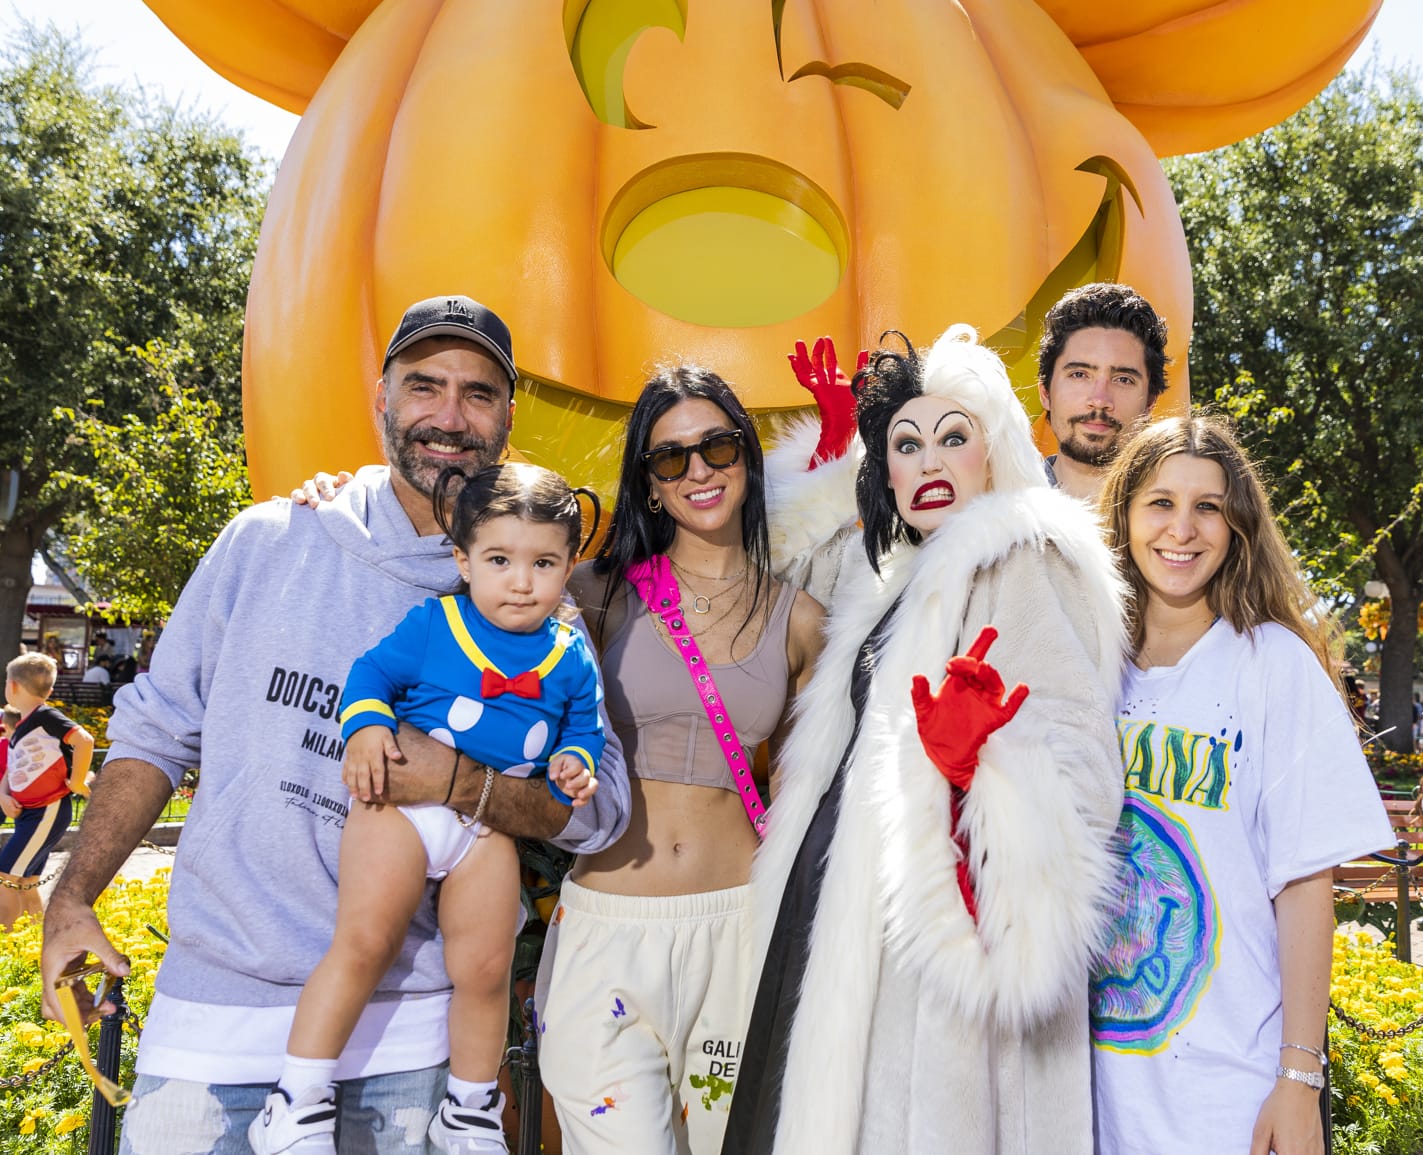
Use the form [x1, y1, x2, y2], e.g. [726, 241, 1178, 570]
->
[1037, 283, 1170, 501]
[39, 296, 630, 1154]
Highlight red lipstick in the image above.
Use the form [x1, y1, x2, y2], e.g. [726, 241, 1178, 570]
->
[911, 481, 955, 510]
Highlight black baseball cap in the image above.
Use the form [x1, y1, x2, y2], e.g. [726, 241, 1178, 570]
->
[382, 295, 517, 385]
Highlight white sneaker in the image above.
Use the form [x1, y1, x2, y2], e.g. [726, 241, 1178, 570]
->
[427, 1090, 510, 1154]
[247, 1084, 338, 1155]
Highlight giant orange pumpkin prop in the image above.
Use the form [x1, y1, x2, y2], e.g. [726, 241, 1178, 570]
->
[144, 0, 1378, 498]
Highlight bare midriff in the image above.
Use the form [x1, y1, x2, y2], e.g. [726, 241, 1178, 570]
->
[571, 777, 762, 896]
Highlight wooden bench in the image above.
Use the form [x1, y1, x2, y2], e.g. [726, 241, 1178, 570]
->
[50, 675, 114, 708]
[1333, 798, 1423, 959]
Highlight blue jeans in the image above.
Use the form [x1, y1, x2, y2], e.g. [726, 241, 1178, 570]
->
[117, 1064, 447, 1155]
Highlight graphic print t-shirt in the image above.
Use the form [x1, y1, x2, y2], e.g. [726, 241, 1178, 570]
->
[7, 705, 78, 807]
[1090, 621, 1392, 1155]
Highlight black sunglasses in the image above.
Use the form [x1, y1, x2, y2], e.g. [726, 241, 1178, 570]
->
[641, 429, 744, 482]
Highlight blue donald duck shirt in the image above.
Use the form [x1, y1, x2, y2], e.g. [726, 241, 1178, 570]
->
[339, 594, 604, 800]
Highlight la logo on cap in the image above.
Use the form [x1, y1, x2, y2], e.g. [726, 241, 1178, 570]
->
[444, 298, 471, 320]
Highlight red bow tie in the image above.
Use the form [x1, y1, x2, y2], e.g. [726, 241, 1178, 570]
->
[481, 668, 542, 700]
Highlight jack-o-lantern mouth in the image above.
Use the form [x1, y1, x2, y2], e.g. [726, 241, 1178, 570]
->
[602, 154, 849, 327]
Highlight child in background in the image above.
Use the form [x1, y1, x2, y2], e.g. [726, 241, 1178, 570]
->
[1091, 416, 1392, 1155]
[0, 705, 20, 783]
[0, 655, 95, 929]
[250, 463, 604, 1155]
[0, 705, 21, 830]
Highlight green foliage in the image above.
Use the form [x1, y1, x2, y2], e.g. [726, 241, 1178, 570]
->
[1167, 65, 1423, 750]
[50, 340, 252, 622]
[0, 875, 169, 1152]
[1329, 933, 1423, 1155]
[1364, 748, 1423, 794]
[0, 22, 266, 653]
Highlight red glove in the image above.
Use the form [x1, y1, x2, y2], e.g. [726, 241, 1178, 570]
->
[910, 627, 1029, 789]
[787, 337, 868, 469]
[912, 627, 1028, 925]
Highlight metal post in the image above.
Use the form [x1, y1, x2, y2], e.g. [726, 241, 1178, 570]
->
[1395, 839, 1413, 965]
[1319, 1048, 1332, 1155]
[516, 997, 542, 1155]
[87, 978, 126, 1155]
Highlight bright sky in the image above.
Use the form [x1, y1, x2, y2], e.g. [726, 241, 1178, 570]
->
[2, 0, 1422, 163]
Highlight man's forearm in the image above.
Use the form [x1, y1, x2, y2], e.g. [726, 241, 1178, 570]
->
[50, 758, 174, 907]
[451, 757, 567, 839]
[386, 723, 569, 840]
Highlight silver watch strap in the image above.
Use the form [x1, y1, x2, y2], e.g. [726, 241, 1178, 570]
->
[1276, 1065, 1325, 1090]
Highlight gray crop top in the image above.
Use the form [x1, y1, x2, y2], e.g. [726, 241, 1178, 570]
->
[600, 579, 796, 790]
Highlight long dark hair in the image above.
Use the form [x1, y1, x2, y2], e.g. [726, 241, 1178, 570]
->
[433, 462, 600, 599]
[593, 364, 771, 632]
[853, 334, 924, 572]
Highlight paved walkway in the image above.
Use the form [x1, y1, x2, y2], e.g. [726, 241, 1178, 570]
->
[37, 845, 177, 902]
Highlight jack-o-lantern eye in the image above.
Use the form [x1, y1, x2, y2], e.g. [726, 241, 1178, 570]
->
[565, 0, 686, 128]
[565, 0, 910, 128]
[771, 1, 910, 109]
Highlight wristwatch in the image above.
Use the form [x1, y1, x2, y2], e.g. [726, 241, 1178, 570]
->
[1276, 1065, 1326, 1091]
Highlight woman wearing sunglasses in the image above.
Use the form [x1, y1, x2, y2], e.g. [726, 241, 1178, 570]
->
[534, 365, 825, 1155]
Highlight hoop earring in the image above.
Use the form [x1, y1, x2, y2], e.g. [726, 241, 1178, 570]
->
[647, 492, 663, 514]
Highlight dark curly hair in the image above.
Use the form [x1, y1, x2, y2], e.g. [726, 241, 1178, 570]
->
[1037, 282, 1170, 402]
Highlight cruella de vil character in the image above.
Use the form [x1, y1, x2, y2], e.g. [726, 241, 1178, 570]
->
[723, 326, 1126, 1155]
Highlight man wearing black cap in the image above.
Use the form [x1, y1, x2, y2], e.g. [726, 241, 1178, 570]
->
[40, 296, 631, 1154]
[377, 295, 520, 518]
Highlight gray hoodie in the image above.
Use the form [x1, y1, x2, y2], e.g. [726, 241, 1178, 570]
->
[106, 467, 629, 1008]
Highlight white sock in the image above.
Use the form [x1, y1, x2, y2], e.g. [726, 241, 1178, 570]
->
[278, 1054, 338, 1100]
[447, 1076, 499, 1109]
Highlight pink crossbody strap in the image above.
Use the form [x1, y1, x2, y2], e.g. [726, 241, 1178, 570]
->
[626, 555, 767, 839]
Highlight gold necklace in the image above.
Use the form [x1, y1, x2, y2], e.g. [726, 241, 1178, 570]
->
[667, 556, 747, 582]
[670, 557, 748, 614]
[654, 593, 744, 643]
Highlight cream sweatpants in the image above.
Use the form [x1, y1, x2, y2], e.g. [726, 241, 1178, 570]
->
[534, 879, 752, 1155]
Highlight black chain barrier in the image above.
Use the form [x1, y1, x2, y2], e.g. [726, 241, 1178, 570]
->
[0, 1038, 75, 1090]
[1330, 1000, 1423, 1040]
[0, 980, 142, 1154]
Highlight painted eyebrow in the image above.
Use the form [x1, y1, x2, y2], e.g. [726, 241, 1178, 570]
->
[932, 410, 973, 432]
[890, 418, 922, 434]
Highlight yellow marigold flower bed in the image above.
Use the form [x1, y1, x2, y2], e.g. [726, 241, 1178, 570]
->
[0, 870, 169, 1152]
[4, 875, 1421, 1151]
[1331, 931, 1423, 1155]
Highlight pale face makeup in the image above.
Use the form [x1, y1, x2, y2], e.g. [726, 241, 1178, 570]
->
[886, 394, 990, 535]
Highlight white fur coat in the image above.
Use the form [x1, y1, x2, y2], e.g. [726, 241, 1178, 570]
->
[752, 470, 1126, 1153]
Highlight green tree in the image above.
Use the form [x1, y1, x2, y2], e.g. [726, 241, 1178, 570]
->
[1167, 65, 1423, 753]
[51, 340, 252, 622]
[0, 24, 266, 657]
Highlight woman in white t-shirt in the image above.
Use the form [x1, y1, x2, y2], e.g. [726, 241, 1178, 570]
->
[1091, 415, 1391, 1155]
